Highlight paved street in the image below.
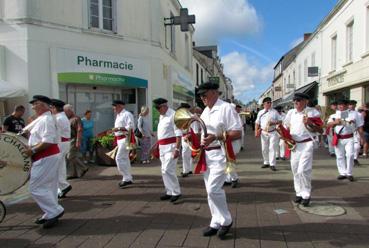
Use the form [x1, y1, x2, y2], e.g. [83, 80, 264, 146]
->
[1, 129, 369, 248]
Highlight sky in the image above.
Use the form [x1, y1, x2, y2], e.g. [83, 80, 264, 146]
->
[179, 0, 339, 104]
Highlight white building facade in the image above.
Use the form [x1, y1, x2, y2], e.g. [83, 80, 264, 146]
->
[0, 0, 194, 132]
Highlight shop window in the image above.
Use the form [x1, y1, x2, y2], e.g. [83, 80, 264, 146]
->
[89, 0, 116, 32]
[346, 21, 354, 62]
[331, 35, 337, 70]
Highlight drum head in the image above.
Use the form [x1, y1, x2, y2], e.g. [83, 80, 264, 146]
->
[0, 133, 32, 195]
[0, 200, 5, 223]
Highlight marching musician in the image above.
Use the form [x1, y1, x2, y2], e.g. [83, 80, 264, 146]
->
[327, 99, 363, 181]
[283, 93, 322, 207]
[178, 103, 194, 177]
[50, 99, 72, 198]
[325, 101, 337, 157]
[153, 98, 182, 203]
[255, 97, 282, 171]
[275, 105, 286, 160]
[111, 100, 135, 188]
[26, 95, 64, 228]
[348, 100, 364, 166]
[197, 82, 242, 239]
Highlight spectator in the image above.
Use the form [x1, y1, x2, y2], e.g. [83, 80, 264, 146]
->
[137, 106, 154, 164]
[362, 103, 369, 157]
[2, 105, 25, 133]
[81, 110, 94, 164]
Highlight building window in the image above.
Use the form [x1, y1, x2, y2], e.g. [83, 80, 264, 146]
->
[185, 34, 190, 69]
[331, 35, 337, 70]
[298, 64, 302, 87]
[170, 12, 176, 53]
[311, 52, 316, 66]
[293, 70, 296, 84]
[304, 58, 308, 83]
[196, 63, 199, 86]
[346, 21, 354, 62]
[89, 0, 116, 31]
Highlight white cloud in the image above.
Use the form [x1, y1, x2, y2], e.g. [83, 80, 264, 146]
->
[221, 51, 274, 102]
[290, 37, 304, 48]
[180, 0, 262, 45]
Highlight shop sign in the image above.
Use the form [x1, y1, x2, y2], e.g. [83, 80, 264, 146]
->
[328, 73, 345, 87]
[274, 86, 282, 92]
[53, 48, 149, 87]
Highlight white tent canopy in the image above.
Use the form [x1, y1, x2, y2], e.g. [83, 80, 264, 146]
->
[0, 79, 26, 98]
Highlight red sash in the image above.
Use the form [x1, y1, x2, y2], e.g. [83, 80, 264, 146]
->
[32, 144, 60, 162]
[61, 137, 70, 142]
[337, 133, 353, 139]
[151, 137, 177, 158]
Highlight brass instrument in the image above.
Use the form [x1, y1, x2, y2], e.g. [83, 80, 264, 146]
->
[276, 124, 296, 151]
[174, 108, 207, 136]
[105, 146, 118, 159]
[125, 128, 137, 150]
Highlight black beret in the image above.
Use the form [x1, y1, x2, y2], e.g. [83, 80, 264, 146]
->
[50, 99, 65, 108]
[153, 98, 168, 106]
[349, 100, 357, 105]
[262, 97, 272, 103]
[274, 105, 283, 111]
[330, 101, 338, 105]
[197, 82, 219, 96]
[29, 95, 51, 105]
[236, 104, 242, 108]
[112, 100, 125, 106]
[293, 93, 310, 101]
[337, 99, 349, 105]
[179, 103, 191, 109]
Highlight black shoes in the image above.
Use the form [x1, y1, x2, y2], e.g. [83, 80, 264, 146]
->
[38, 211, 64, 229]
[223, 181, 232, 186]
[330, 153, 335, 157]
[170, 195, 181, 203]
[58, 185, 72, 199]
[34, 217, 47, 225]
[301, 198, 310, 207]
[218, 222, 233, 240]
[118, 181, 133, 188]
[160, 194, 172, 201]
[354, 159, 360, 166]
[270, 166, 277, 171]
[294, 196, 303, 204]
[261, 164, 270, 168]
[337, 175, 347, 180]
[203, 226, 218, 236]
[347, 176, 354, 182]
[276, 157, 280, 160]
[181, 172, 189, 177]
[231, 179, 239, 188]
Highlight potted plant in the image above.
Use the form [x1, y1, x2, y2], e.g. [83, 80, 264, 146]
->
[94, 131, 116, 166]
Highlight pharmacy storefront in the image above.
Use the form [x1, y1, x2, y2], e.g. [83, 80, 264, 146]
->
[52, 48, 149, 133]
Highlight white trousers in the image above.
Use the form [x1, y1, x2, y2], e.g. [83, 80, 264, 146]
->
[276, 137, 286, 158]
[181, 139, 193, 173]
[225, 163, 238, 182]
[327, 134, 335, 154]
[58, 141, 70, 193]
[29, 154, 64, 219]
[334, 138, 354, 176]
[354, 132, 360, 160]
[290, 141, 313, 199]
[160, 150, 181, 196]
[115, 138, 133, 182]
[205, 150, 232, 228]
[261, 131, 278, 166]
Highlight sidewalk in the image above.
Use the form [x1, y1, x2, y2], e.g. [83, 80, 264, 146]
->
[1, 129, 369, 247]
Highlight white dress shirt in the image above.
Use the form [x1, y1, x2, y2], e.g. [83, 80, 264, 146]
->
[29, 111, 59, 146]
[157, 108, 182, 154]
[55, 112, 71, 140]
[256, 108, 281, 131]
[114, 109, 135, 136]
[284, 107, 320, 141]
[328, 110, 362, 135]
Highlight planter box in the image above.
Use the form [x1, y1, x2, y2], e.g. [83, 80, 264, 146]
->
[95, 144, 116, 166]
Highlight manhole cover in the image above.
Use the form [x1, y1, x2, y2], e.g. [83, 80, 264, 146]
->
[298, 202, 346, 216]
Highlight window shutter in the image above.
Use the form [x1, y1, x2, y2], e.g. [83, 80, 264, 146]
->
[112, 0, 117, 33]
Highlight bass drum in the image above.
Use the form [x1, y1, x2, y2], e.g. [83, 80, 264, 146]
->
[0, 132, 32, 195]
[0, 200, 5, 223]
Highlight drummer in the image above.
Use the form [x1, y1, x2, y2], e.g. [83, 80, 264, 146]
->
[26, 95, 64, 229]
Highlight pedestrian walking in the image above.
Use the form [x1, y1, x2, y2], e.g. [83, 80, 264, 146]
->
[26, 95, 64, 229]
[283, 93, 323, 207]
[81, 110, 94, 164]
[137, 106, 154, 164]
[153, 98, 182, 203]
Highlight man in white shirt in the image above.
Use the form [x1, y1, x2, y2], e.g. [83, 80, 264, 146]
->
[255, 97, 281, 171]
[328, 99, 363, 181]
[326, 101, 337, 157]
[275, 105, 287, 160]
[178, 103, 194, 177]
[111, 100, 135, 188]
[26, 95, 64, 229]
[50, 99, 72, 198]
[348, 100, 364, 166]
[153, 98, 182, 203]
[284, 93, 322, 207]
[197, 82, 242, 239]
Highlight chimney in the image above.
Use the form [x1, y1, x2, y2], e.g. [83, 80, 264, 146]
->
[304, 33, 312, 41]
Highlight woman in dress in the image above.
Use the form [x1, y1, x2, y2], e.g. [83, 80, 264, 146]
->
[137, 106, 154, 164]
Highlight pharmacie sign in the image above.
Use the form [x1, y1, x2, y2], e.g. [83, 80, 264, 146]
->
[53, 48, 149, 88]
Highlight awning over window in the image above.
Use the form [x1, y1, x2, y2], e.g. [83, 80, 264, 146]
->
[295, 81, 318, 94]
[0, 79, 26, 99]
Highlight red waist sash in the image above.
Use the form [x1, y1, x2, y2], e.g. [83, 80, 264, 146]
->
[32, 144, 60, 162]
[337, 133, 353, 139]
[61, 137, 70, 142]
[151, 137, 178, 158]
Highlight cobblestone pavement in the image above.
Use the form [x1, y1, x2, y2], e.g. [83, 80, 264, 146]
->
[1, 129, 369, 247]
